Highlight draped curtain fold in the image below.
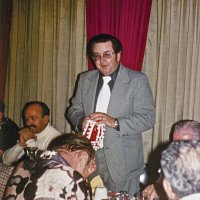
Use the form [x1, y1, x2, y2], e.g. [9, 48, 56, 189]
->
[0, 0, 12, 101]
[5, 0, 87, 132]
[86, 0, 152, 71]
[142, 0, 200, 160]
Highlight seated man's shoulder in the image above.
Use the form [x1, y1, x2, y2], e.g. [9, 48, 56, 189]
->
[44, 165, 84, 182]
[20, 165, 90, 200]
[48, 124, 62, 135]
[1, 118, 19, 129]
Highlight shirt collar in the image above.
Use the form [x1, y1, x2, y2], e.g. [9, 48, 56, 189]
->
[35, 123, 50, 136]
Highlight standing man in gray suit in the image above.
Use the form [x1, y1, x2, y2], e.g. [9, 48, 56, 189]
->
[66, 34, 155, 197]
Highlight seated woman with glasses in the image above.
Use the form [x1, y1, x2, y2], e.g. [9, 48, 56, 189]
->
[4, 133, 96, 200]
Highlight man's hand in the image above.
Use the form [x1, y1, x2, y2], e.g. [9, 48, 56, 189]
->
[88, 158, 97, 175]
[90, 112, 115, 128]
[19, 127, 36, 147]
[82, 116, 91, 131]
[142, 184, 159, 200]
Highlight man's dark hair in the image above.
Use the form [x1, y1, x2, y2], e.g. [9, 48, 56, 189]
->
[48, 133, 95, 160]
[87, 33, 122, 59]
[22, 101, 50, 120]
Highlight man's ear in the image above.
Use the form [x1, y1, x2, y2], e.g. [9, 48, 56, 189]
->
[87, 158, 97, 175]
[163, 178, 177, 200]
[43, 115, 49, 124]
[117, 52, 121, 61]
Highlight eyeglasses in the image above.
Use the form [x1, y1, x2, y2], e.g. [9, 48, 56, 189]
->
[92, 51, 115, 61]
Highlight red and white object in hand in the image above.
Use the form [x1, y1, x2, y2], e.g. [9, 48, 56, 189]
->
[83, 120, 105, 151]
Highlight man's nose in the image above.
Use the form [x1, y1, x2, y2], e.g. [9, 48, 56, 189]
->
[100, 56, 107, 64]
[26, 119, 33, 126]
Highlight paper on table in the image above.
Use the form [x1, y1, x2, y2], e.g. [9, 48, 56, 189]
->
[94, 187, 108, 200]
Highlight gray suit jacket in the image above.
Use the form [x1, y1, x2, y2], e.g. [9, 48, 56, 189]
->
[67, 64, 155, 183]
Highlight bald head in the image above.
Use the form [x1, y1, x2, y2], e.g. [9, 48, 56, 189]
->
[171, 120, 200, 142]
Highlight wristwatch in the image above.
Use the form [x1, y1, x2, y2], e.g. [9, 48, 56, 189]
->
[113, 118, 119, 130]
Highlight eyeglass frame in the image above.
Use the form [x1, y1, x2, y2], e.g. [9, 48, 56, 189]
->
[92, 51, 116, 61]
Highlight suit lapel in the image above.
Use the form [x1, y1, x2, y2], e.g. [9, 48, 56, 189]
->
[83, 66, 130, 115]
[84, 71, 99, 114]
[108, 65, 129, 116]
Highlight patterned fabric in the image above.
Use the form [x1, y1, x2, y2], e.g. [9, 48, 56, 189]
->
[0, 163, 14, 200]
[4, 151, 92, 200]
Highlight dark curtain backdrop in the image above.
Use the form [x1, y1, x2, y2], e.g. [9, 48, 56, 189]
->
[86, 0, 152, 71]
[0, 0, 12, 101]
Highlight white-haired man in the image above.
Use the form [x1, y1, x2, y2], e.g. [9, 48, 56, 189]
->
[143, 119, 200, 200]
[161, 140, 200, 200]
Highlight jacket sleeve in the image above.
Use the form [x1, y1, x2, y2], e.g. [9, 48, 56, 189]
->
[2, 143, 24, 165]
[65, 75, 86, 132]
[117, 73, 155, 136]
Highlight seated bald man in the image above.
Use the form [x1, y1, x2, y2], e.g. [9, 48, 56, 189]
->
[4, 133, 96, 200]
[2, 101, 61, 165]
